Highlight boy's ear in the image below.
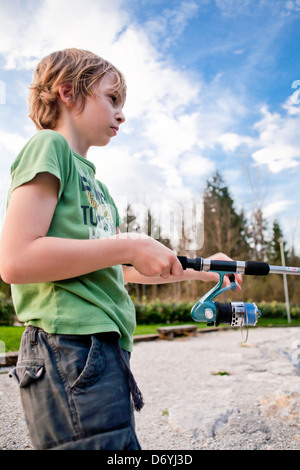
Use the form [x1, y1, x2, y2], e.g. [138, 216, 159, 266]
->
[58, 83, 74, 107]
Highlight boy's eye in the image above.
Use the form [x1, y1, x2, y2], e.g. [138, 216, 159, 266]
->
[109, 95, 117, 103]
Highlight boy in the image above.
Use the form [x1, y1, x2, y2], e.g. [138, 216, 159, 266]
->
[0, 48, 241, 450]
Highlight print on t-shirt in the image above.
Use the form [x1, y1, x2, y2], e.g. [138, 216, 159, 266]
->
[79, 170, 117, 239]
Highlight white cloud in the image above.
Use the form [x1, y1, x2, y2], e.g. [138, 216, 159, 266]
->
[113, 26, 200, 121]
[144, 113, 199, 165]
[264, 199, 292, 218]
[217, 93, 300, 174]
[89, 143, 196, 212]
[0, 130, 28, 155]
[252, 146, 299, 173]
[218, 132, 254, 152]
[0, 0, 128, 69]
[286, 0, 300, 13]
[143, 1, 200, 48]
[215, 0, 253, 17]
[179, 153, 214, 176]
[251, 104, 300, 173]
[216, 0, 300, 18]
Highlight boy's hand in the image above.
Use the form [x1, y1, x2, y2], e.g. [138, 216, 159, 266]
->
[126, 233, 183, 279]
[207, 252, 243, 290]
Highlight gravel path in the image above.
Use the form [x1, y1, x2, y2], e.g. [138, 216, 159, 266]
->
[1, 326, 300, 450]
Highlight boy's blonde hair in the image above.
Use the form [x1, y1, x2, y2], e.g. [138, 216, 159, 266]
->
[28, 48, 126, 130]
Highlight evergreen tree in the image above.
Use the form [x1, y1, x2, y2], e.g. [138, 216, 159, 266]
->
[267, 220, 288, 264]
[200, 171, 250, 259]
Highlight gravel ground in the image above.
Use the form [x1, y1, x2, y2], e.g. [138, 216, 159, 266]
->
[1, 326, 300, 451]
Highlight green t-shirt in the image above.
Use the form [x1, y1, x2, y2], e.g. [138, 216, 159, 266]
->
[8, 129, 136, 352]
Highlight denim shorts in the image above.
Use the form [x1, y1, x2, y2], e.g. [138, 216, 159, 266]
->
[10, 326, 142, 450]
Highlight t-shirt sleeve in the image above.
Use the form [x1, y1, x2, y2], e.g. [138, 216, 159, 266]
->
[10, 130, 71, 200]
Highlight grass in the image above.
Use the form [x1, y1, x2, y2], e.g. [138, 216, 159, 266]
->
[133, 321, 208, 336]
[0, 317, 299, 353]
[256, 317, 300, 327]
[0, 323, 200, 352]
[211, 371, 231, 376]
[0, 325, 25, 352]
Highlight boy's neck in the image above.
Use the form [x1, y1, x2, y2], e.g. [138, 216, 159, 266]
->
[53, 103, 90, 158]
[54, 124, 89, 158]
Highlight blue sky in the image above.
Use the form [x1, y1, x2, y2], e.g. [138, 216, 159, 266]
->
[0, 0, 300, 256]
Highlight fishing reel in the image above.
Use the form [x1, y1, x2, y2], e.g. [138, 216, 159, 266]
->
[190, 272, 261, 328]
[178, 256, 300, 340]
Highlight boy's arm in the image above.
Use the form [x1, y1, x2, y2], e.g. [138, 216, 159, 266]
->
[0, 172, 183, 284]
[122, 265, 216, 284]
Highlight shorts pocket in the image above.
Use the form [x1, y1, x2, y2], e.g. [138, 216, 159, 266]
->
[71, 336, 105, 390]
[9, 360, 45, 388]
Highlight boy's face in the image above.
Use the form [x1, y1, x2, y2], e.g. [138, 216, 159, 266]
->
[74, 74, 126, 149]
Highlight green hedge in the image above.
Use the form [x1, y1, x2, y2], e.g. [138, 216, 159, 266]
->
[0, 293, 299, 326]
[134, 298, 300, 325]
[258, 301, 300, 319]
[135, 299, 194, 325]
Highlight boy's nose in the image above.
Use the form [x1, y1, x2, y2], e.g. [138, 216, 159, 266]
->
[117, 109, 125, 124]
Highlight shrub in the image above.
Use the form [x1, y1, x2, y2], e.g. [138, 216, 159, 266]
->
[0, 293, 15, 326]
[135, 299, 194, 325]
[258, 301, 300, 319]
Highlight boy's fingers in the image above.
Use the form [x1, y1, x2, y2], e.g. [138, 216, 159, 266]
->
[224, 273, 243, 290]
[170, 258, 184, 277]
[160, 271, 170, 279]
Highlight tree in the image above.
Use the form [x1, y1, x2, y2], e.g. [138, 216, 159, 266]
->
[247, 207, 268, 260]
[200, 171, 250, 259]
[267, 220, 288, 264]
[239, 154, 270, 260]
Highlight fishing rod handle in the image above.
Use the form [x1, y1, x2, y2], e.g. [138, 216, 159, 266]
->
[124, 257, 300, 275]
[177, 256, 270, 275]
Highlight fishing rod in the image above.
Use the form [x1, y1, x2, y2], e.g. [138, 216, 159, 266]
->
[177, 256, 300, 339]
